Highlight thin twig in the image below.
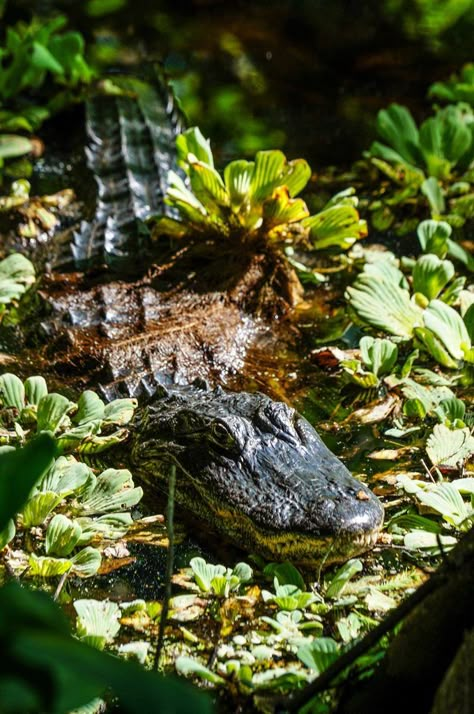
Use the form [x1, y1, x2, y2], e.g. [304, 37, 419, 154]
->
[53, 571, 69, 601]
[154, 462, 176, 670]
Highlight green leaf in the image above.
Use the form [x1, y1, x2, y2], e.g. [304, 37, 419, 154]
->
[304, 204, 367, 250]
[190, 557, 226, 592]
[263, 562, 305, 590]
[0, 434, 56, 531]
[71, 547, 102, 577]
[414, 327, 459, 368]
[0, 134, 33, 159]
[416, 483, 472, 529]
[102, 398, 137, 425]
[76, 513, 133, 543]
[423, 299, 471, 360]
[0, 372, 25, 409]
[37, 393, 73, 432]
[0, 518, 15, 549]
[232, 562, 253, 583]
[74, 391, 104, 425]
[188, 159, 229, 210]
[176, 656, 225, 685]
[223, 159, 254, 209]
[418, 220, 452, 255]
[176, 127, 214, 168]
[24, 376, 48, 406]
[374, 104, 423, 166]
[40, 457, 91, 495]
[433, 397, 466, 425]
[74, 599, 121, 650]
[421, 177, 446, 215]
[426, 424, 474, 467]
[359, 336, 398, 377]
[412, 254, 455, 301]
[28, 553, 72, 577]
[21, 491, 62, 527]
[403, 530, 457, 553]
[297, 638, 340, 673]
[45, 514, 82, 556]
[78, 469, 142, 515]
[325, 559, 363, 599]
[250, 150, 286, 201]
[346, 266, 423, 338]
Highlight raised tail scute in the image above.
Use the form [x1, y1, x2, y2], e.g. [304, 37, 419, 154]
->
[73, 70, 183, 272]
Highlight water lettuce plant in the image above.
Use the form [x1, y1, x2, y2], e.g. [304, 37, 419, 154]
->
[368, 103, 474, 182]
[152, 127, 367, 251]
[0, 372, 141, 578]
[429, 63, 474, 105]
[0, 15, 95, 132]
[345, 253, 474, 368]
[0, 253, 35, 318]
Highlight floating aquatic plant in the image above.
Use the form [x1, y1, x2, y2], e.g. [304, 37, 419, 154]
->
[429, 63, 474, 105]
[0, 372, 141, 580]
[346, 253, 474, 368]
[0, 253, 35, 317]
[152, 127, 367, 252]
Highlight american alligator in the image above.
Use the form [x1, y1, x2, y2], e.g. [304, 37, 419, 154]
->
[10, 72, 384, 565]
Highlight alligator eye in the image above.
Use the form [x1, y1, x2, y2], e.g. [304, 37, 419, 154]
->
[210, 421, 235, 448]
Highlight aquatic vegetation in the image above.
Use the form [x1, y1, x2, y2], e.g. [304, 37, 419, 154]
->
[417, 219, 474, 270]
[152, 127, 367, 252]
[368, 103, 474, 181]
[0, 253, 35, 318]
[0, 15, 95, 132]
[0, 372, 141, 578]
[430, 63, 474, 105]
[0, 179, 75, 237]
[341, 336, 399, 389]
[345, 253, 474, 368]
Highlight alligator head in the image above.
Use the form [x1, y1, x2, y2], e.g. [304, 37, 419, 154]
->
[131, 381, 384, 566]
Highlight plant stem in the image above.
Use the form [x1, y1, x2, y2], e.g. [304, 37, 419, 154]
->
[154, 462, 176, 670]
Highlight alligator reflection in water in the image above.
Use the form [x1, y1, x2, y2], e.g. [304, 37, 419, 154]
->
[14, 74, 384, 573]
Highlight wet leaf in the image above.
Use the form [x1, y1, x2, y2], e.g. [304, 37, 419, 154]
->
[71, 547, 102, 577]
[325, 559, 363, 599]
[175, 656, 225, 685]
[359, 336, 398, 376]
[21, 491, 62, 527]
[0, 372, 25, 409]
[412, 254, 455, 301]
[45, 514, 82, 556]
[102, 398, 137, 425]
[417, 219, 451, 256]
[28, 553, 72, 577]
[297, 638, 340, 674]
[78, 469, 142, 516]
[37, 393, 73, 433]
[75, 599, 121, 650]
[24, 376, 48, 406]
[426, 424, 474, 467]
[74, 391, 104, 425]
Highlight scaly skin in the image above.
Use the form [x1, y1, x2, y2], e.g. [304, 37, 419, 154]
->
[129, 382, 384, 566]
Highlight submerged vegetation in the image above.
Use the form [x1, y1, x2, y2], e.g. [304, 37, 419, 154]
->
[0, 1, 473, 712]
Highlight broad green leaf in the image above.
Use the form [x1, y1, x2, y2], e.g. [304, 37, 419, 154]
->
[281, 158, 311, 197]
[21, 491, 62, 527]
[74, 391, 104, 425]
[416, 483, 472, 529]
[24, 376, 48, 406]
[359, 336, 398, 377]
[374, 104, 423, 166]
[297, 638, 339, 673]
[78, 469, 142, 515]
[28, 553, 72, 577]
[71, 547, 102, 577]
[190, 557, 226, 592]
[304, 204, 367, 250]
[188, 159, 229, 213]
[176, 127, 214, 168]
[39, 457, 91, 495]
[0, 134, 33, 159]
[75, 599, 121, 650]
[434, 397, 466, 425]
[426, 424, 474, 467]
[102, 398, 137, 425]
[0, 372, 25, 409]
[76, 513, 133, 544]
[346, 269, 423, 338]
[263, 562, 305, 590]
[325, 559, 363, 599]
[404, 530, 457, 553]
[45, 514, 82, 556]
[250, 150, 286, 201]
[176, 656, 225, 685]
[30, 41, 64, 74]
[232, 562, 253, 583]
[414, 326, 460, 368]
[421, 177, 446, 215]
[412, 254, 455, 300]
[422, 299, 471, 360]
[0, 434, 56, 531]
[37, 393, 73, 432]
[223, 159, 254, 209]
[262, 188, 309, 226]
[0, 518, 15, 549]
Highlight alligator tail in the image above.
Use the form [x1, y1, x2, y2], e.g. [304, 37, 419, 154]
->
[72, 68, 183, 272]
